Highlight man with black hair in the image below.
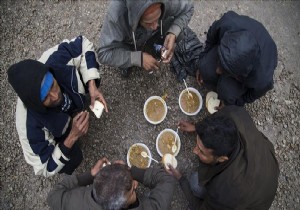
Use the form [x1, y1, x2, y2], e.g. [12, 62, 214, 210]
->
[197, 11, 277, 106]
[7, 36, 108, 177]
[97, 0, 194, 77]
[47, 158, 176, 210]
[168, 106, 279, 210]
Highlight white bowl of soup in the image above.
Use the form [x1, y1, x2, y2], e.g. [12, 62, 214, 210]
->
[144, 96, 167, 125]
[156, 129, 181, 157]
[127, 143, 152, 168]
[179, 87, 202, 116]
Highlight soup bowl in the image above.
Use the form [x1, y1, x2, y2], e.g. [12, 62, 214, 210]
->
[156, 129, 181, 157]
[127, 143, 152, 168]
[179, 87, 203, 116]
[143, 96, 167, 125]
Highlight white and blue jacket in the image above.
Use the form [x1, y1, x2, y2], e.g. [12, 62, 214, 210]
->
[15, 36, 101, 177]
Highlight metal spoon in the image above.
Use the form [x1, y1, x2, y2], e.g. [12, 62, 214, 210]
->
[183, 79, 193, 99]
[141, 151, 159, 163]
[172, 127, 179, 153]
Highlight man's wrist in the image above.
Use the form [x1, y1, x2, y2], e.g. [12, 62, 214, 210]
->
[88, 79, 96, 89]
[167, 32, 176, 38]
[63, 134, 77, 149]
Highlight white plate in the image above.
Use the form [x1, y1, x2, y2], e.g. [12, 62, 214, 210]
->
[178, 87, 203, 116]
[143, 96, 167, 125]
[127, 143, 152, 168]
[156, 129, 181, 157]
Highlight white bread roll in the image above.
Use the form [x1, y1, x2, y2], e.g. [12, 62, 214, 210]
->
[206, 91, 220, 114]
[207, 97, 220, 114]
[90, 100, 104, 118]
[162, 153, 177, 170]
[206, 91, 218, 108]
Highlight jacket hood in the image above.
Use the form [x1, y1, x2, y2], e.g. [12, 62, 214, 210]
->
[126, 0, 165, 31]
[7, 59, 50, 113]
[218, 30, 261, 79]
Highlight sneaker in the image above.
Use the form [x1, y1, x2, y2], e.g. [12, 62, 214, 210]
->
[119, 67, 132, 78]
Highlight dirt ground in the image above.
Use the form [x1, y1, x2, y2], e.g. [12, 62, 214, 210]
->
[0, 1, 299, 209]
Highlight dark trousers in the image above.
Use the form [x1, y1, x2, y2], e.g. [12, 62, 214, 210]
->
[59, 142, 83, 175]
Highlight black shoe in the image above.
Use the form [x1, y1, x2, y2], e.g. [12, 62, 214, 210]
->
[119, 67, 132, 78]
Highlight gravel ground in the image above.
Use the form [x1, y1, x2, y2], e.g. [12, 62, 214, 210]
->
[0, 1, 299, 209]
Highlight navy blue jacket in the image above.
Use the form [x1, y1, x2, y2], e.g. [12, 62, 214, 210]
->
[15, 36, 101, 177]
[200, 11, 277, 105]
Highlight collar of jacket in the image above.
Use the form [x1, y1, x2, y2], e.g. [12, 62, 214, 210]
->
[197, 133, 242, 186]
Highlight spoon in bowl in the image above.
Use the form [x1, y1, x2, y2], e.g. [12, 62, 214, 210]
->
[172, 127, 179, 153]
[141, 151, 159, 163]
[183, 79, 193, 99]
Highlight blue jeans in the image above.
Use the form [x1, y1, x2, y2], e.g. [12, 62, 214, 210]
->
[188, 171, 207, 199]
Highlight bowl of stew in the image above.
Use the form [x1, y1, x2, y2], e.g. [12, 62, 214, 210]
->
[127, 143, 152, 168]
[143, 96, 167, 125]
[179, 87, 202, 116]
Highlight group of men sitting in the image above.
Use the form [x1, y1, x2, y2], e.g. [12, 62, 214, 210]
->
[7, 0, 279, 209]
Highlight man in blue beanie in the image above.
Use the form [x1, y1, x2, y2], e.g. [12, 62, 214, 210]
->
[7, 36, 108, 177]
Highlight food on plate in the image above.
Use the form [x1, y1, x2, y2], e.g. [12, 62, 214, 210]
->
[158, 131, 178, 155]
[128, 144, 150, 169]
[145, 98, 166, 122]
[180, 90, 200, 114]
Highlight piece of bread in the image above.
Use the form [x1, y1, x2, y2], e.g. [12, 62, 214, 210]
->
[90, 100, 104, 118]
[162, 153, 177, 170]
[207, 96, 220, 114]
[206, 91, 218, 108]
[162, 49, 168, 59]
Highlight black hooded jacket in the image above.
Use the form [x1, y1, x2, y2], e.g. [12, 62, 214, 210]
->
[8, 59, 49, 113]
[199, 11, 277, 105]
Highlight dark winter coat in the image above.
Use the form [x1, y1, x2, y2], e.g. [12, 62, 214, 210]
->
[199, 11, 278, 105]
[7, 36, 101, 177]
[179, 106, 279, 209]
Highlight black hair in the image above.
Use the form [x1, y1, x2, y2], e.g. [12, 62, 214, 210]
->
[195, 114, 238, 157]
[93, 164, 133, 210]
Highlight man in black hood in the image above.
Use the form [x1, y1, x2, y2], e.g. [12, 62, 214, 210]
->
[197, 11, 277, 106]
[7, 36, 108, 177]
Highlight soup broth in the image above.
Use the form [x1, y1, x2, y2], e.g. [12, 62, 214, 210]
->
[180, 91, 200, 113]
[129, 145, 149, 168]
[158, 131, 178, 155]
[146, 99, 165, 122]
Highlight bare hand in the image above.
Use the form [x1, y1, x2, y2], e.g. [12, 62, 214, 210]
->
[162, 33, 176, 63]
[178, 121, 196, 132]
[113, 160, 126, 165]
[88, 80, 108, 112]
[91, 157, 110, 176]
[196, 69, 204, 86]
[165, 164, 182, 180]
[70, 111, 90, 139]
[143, 52, 159, 71]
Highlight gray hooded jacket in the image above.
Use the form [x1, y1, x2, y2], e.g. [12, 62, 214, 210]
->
[97, 0, 193, 68]
[47, 166, 176, 210]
